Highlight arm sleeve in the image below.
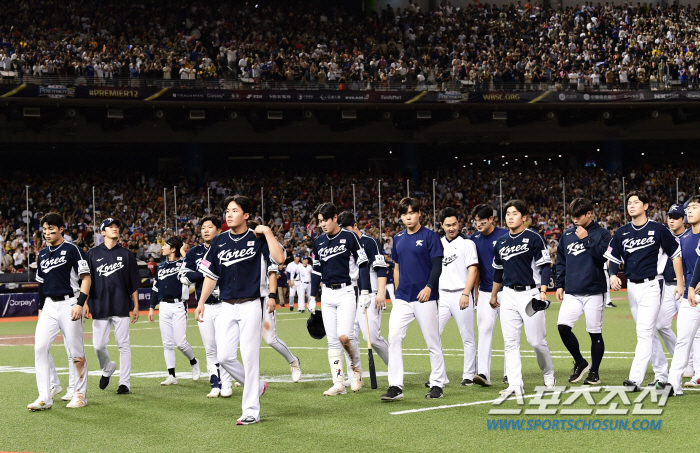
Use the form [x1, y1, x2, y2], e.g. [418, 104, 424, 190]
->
[310, 241, 322, 297]
[128, 252, 141, 295]
[609, 261, 620, 277]
[73, 246, 90, 276]
[38, 283, 45, 310]
[150, 269, 159, 309]
[493, 268, 504, 284]
[660, 228, 682, 260]
[586, 228, 612, 264]
[427, 256, 442, 289]
[689, 245, 700, 288]
[555, 240, 566, 289]
[358, 260, 371, 292]
[198, 240, 220, 281]
[533, 234, 552, 267]
[603, 234, 623, 265]
[181, 248, 204, 283]
[540, 264, 552, 288]
[492, 241, 503, 270]
[36, 254, 44, 283]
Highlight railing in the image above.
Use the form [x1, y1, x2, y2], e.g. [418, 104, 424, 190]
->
[1, 72, 695, 92]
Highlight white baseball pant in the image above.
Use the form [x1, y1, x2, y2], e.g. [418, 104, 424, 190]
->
[388, 299, 446, 389]
[158, 301, 195, 369]
[500, 287, 554, 390]
[627, 279, 666, 386]
[289, 282, 299, 308]
[438, 290, 476, 381]
[48, 347, 76, 396]
[651, 283, 680, 381]
[93, 317, 131, 388]
[197, 302, 232, 388]
[350, 293, 389, 365]
[262, 297, 296, 364]
[605, 271, 611, 304]
[34, 297, 88, 404]
[386, 283, 396, 303]
[557, 294, 605, 333]
[322, 285, 362, 385]
[669, 299, 700, 394]
[476, 291, 505, 382]
[215, 300, 264, 420]
[297, 282, 310, 311]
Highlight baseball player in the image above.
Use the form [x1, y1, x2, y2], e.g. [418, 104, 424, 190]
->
[278, 263, 289, 307]
[337, 211, 389, 371]
[29, 213, 91, 411]
[667, 196, 700, 395]
[385, 254, 396, 303]
[308, 203, 371, 396]
[605, 191, 683, 391]
[437, 207, 478, 386]
[195, 195, 285, 425]
[179, 215, 233, 397]
[297, 257, 313, 312]
[148, 236, 201, 386]
[381, 197, 447, 401]
[470, 204, 508, 387]
[287, 254, 301, 311]
[490, 199, 555, 396]
[87, 218, 141, 395]
[555, 198, 612, 385]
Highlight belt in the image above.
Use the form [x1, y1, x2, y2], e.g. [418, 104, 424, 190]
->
[629, 277, 657, 284]
[507, 284, 536, 292]
[301, 281, 310, 284]
[205, 300, 221, 305]
[161, 298, 183, 303]
[324, 282, 352, 290]
[46, 295, 72, 301]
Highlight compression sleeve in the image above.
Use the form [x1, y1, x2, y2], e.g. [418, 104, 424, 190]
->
[540, 265, 551, 288]
[38, 283, 45, 310]
[310, 272, 322, 297]
[358, 261, 371, 292]
[609, 261, 620, 277]
[376, 267, 389, 278]
[493, 268, 504, 284]
[427, 256, 442, 289]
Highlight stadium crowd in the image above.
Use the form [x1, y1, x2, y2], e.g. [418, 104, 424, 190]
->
[0, 163, 692, 273]
[3, 1, 700, 90]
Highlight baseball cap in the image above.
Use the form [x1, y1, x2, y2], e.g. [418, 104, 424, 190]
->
[668, 204, 684, 219]
[100, 218, 121, 231]
[294, 253, 300, 257]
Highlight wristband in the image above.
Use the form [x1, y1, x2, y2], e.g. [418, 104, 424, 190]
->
[462, 293, 469, 297]
[269, 293, 279, 302]
[76, 292, 88, 307]
[426, 284, 433, 289]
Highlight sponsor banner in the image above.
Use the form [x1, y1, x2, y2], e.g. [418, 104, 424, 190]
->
[0, 293, 38, 317]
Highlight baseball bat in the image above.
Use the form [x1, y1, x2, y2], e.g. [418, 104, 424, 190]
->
[364, 308, 378, 389]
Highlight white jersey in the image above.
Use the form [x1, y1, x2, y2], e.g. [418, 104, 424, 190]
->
[297, 264, 312, 283]
[287, 261, 300, 282]
[439, 234, 478, 292]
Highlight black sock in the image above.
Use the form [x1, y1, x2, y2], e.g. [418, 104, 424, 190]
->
[589, 333, 605, 373]
[558, 324, 585, 365]
[190, 358, 198, 366]
[168, 368, 176, 377]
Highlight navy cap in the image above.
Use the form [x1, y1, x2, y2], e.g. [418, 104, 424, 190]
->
[100, 218, 121, 231]
[668, 204, 685, 218]
[294, 253, 300, 258]
[302, 256, 309, 260]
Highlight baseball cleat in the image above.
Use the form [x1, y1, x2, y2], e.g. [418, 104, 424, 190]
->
[61, 393, 74, 401]
[290, 305, 294, 311]
[344, 378, 351, 387]
[605, 301, 616, 308]
[236, 416, 260, 425]
[583, 371, 601, 385]
[99, 375, 111, 390]
[299, 309, 305, 313]
[66, 395, 87, 408]
[622, 379, 641, 392]
[291, 357, 302, 383]
[27, 398, 52, 412]
[424, 381, 430, 388]
[425, 386, 444, 399]
[461, 379, 474, 386]
[116, 385, 130, 394]
[191, 359, 201, 381]
[50, 385, 63, 398]
[381, 386, 403, 401]
[473, 374, 492, 387]
[351, 369, 363, 392]
[221, 385, 233, 398]
[684, 377, 700, 387]
[568, 361, 590, 383]
[544, 376, 556, 391]
[234, 381, 242, 387]
[683, 368, 695, 378]
[161, 375, 178, 386]
[207, 388, 221, 398]
[499, 386, 524, 396]
[646, 379, 661, 387]
[323, 383, 347, 396]
[502, 376, 509, 385]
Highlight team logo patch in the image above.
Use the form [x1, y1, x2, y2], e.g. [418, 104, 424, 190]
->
[416, 240, 424, 246]
[648, 231, 655, 236]
[61, 250, 67, 255]
[117, 256, 122, 261]
[340, 239, 346, 244]
[200, 259, 211, 268]
[247, 241, 255, 246]
[493, 241, 497, 246]
[176, 262, 182, 267]
[522, 238, 529, 243]
[607, 246, 613, 253]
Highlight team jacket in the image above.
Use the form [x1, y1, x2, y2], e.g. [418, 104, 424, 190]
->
[152, 258, 188, 307]
[392, 226, 444, 302]
[87, 243, 141, 318]
[555, 221, 611, 295]
[310, 228, 370, 295]
[36, 241, 90, 300]
[359, 233, 387, 294]
[604, 220, 680, 281]
[471, 227, 508, 292]
[198, 228, 271, 301]
[439, 234, 478, 292]
[493, 228, 551, 287]
[180, 243, 219, 304]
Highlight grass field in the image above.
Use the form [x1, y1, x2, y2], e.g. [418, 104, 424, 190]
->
[0, 291, 691, 452]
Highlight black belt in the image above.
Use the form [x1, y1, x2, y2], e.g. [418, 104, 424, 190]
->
[161, 298, 183, 303]
[507, 285, 536, 292]
[205, 300, 221, 305]
[629, 277, 657, 284]
[301, 281, 310, 284]
[325, 282, 351, 290]
[46, 294, 72, 300]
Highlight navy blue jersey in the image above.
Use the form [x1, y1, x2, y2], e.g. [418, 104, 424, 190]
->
[360, 234, 387, 293]
[493, 228, 551, 287]
[36, 241, 90, 298]
[555, 221, 611, 295]
[386, 260, 395, 284]
[87, 243, 141, 318]
[392, 226, 444, 302]
[663, 230, 685, 284]
[471, 226, 508, 292]
[152, 258, 188, 306]
[198, 228, 270, 301]
[604, 220, 681, 281]
[181, 243, 219, 304]
[277, 269, 288, 288]
[311, 228, 369, 288]
[680, 229, 700, 297]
